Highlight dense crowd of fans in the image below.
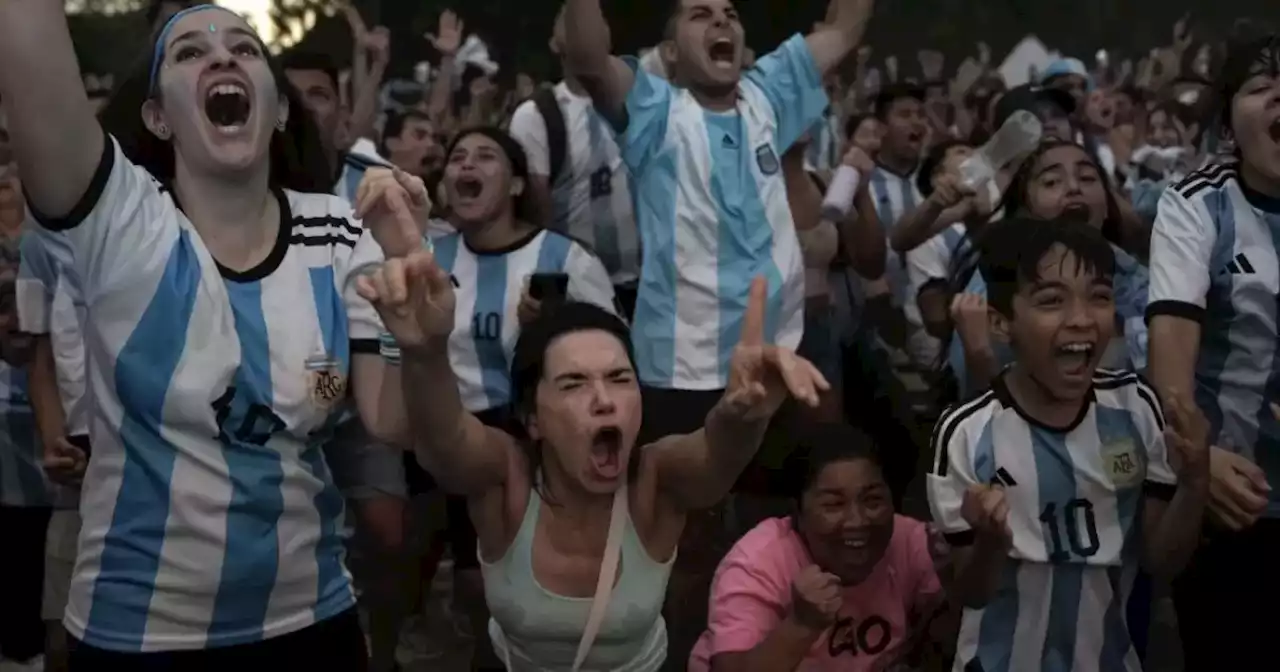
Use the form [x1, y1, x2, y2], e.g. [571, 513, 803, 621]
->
[0, 1, 1277, 671]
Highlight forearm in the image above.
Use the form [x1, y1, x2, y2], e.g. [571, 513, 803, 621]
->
[1147, 317, 1199, 398]
[697, 401, 771, 499]
[399, 340, 488, 477]
[804, 0, 872, 75]
[963, 345, 1000, 394]
[844, 188, 886, 278]
[0, 0, 102, 217]
[1144, 481, 1209, 581]
[349, 58, 385, 144]
[951, 538, 1008, 608]
[426, 56, 456, 125]
[27, 337, 66, 445]
[711, 617, 822, 672]
[562, 0, 614, 75]
[889, 200, 946, 253]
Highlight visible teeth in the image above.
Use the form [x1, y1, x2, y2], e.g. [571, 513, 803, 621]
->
[842, 539, 867, 548]
[1060, 343, 1091, 353]
[210, 83, 247, 98]
[216, 124, 243, 134]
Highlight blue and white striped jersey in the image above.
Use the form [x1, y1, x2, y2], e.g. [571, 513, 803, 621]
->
[333, 147, 389, 204]
[30, 136, 385, 652]
[509, 82, 640, 287]
[616, 34, 826, 390]
[1147, 162, 1280, 516]
[17, 231, 86, 509]
[0, 356, 46, 508]
[869, 163, 922, 307]
[927, 370, 1175, 672]
[433, 228, 615, 412]
[17, 232, 88, 437]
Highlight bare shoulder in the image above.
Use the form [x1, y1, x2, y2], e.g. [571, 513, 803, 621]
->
[471, 433, 535, 564]
[628, 438, 687, 564]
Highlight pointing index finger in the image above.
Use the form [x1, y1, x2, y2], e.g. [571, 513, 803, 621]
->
[739, 276, 767, 347]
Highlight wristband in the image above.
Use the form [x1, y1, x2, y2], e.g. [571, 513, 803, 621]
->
[379, 331, 402, 365]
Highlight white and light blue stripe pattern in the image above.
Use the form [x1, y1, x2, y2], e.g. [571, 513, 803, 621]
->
[927, 371, 1174, 672]
[616, 34, 826, 390]
[0, 361, 47, 508]
[17, 231, 88, 510]
[869, 164, 921, 308]
[512, 82, 642, 286]
[1147, 167, 1280, 515]
[334, 150, 390, 204]
[432, 228, 616, 412]
[33, 137, 385, 651]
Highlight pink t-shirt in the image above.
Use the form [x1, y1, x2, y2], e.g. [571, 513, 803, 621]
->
[688, 515, 942, 672]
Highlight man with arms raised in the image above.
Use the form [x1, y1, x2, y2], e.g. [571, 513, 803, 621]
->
[561, 0, 878, 664]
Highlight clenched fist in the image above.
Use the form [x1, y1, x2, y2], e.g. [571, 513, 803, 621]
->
[790, 564, 843, 631]
[960, 484, 1012, 545]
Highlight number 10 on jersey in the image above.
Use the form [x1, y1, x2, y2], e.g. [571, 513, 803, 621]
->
[1039, 498, 1100, 562]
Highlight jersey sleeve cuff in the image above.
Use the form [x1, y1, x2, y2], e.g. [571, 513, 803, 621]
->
[351, 338, 380, 355]
[25, 132, 115, 232]
[1145, 300, 1204, 325]
[1143, 480, 1177, 501]
[943, 530, 975, 547]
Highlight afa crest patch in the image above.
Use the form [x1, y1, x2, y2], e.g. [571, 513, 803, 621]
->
[1102, 438, 1142, 488]
[755, 144, 780, 175]
[305, 355, 347, 408]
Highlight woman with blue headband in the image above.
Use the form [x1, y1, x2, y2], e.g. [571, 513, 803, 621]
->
[0, 4, 425, 668]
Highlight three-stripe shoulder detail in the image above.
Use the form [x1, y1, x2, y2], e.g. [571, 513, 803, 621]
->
[1094, 369, 1165, 430]
[1174, 162, 1237, 200]
[291, 215, 362, 249]
[931, 391, 999, 478]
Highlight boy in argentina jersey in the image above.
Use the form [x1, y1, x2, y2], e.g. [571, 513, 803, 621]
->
[26, 136, 387, 651]
[927, 218, 1208, 672]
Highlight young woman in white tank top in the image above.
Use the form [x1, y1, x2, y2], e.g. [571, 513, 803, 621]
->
[354, 252, 830, 669]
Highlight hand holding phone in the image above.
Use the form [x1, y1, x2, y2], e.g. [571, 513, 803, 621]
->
[528, 272, 569, 304]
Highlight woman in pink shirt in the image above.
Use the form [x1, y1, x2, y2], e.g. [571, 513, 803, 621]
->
[690, 424, 946, 672]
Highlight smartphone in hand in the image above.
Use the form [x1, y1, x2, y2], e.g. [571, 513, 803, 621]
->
[529, 273, 569, 305]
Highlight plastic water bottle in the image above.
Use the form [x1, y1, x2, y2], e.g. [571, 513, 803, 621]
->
[821, 165, 861, 221]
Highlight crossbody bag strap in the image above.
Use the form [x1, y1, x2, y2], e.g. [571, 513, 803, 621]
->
[571, 483, 628, 672]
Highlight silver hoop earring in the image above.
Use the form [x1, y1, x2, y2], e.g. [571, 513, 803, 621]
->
[156, 124, 169, 138]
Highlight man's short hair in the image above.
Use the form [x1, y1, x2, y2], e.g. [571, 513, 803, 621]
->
[383, 110, 432, 144]
[279, 51, 341, 93]
[873, 83, 926, 121]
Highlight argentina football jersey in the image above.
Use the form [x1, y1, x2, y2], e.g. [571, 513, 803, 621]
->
[27, 136, 385, 651]
[616, 34, 826, 390]
[927, 370, 1176, 672]
[509, 83, 641, 287]
[1147, 162, 1280, 516]
[431, 227, 615, 412]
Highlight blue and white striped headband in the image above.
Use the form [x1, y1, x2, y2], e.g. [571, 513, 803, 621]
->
[148, 4, 239, 94]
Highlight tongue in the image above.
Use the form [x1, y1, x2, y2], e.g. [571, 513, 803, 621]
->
[1058, 352, 1089, 375]
[590, 445, 622, 479]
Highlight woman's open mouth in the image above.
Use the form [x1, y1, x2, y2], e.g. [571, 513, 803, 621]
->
[454, 176, 484, 201]
[204, 83, 251, 134]
[589, 426, 624, 480]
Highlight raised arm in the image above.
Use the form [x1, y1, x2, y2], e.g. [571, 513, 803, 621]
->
[805, 0, 876, 76]
[562, 0, 636, 128]
[650, 278, 829, 510]
[352, 169, 515, 495]
[0, 0, 104, 220]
